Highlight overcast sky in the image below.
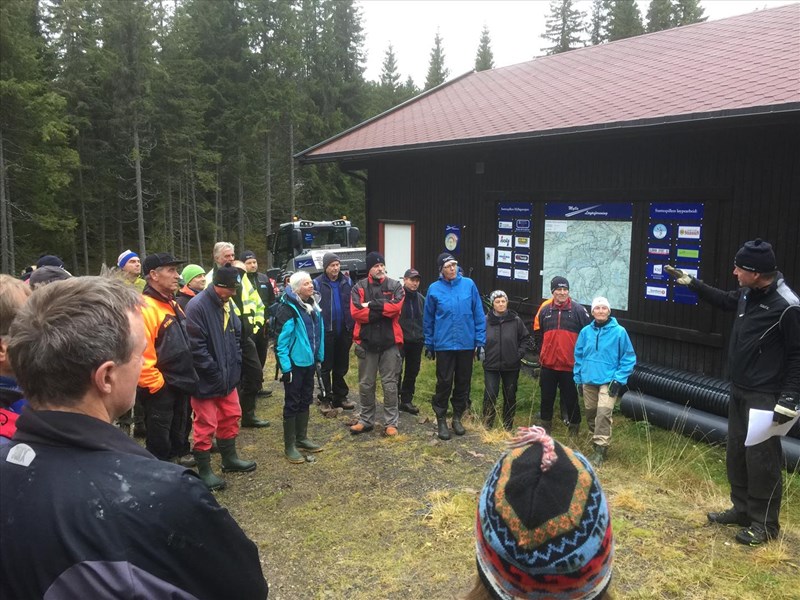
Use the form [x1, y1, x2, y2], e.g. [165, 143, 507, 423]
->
[358, 0, 795, 86]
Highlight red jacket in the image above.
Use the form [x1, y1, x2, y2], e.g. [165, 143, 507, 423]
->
[534, 297, 590, 372]
[350, 275, 404, 352]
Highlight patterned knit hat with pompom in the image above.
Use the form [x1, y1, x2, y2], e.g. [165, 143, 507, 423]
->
[475, 427, 613, 599]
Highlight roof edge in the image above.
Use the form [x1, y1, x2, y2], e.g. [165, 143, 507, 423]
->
[294, 70, 476, 160]
[297, 103, 800, 164]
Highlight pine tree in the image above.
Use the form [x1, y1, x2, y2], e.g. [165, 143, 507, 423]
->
[424, 29, 449, 90]
[589, 0, 611, 45]
[541, 0, 586, 55]
[474, 25, 494, 71]
[607, 0, 644, 42]
[380, 44, 401, 90]
[674, 0, 706, 26]
[646, 0, 674, 32]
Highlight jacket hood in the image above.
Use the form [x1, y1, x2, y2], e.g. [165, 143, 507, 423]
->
[487, 310, 519, 326]
[591, 316, 620, 330]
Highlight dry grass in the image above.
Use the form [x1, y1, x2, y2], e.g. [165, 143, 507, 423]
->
[214, 354, 800, 599]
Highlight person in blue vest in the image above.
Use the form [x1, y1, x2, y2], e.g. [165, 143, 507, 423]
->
[275, 271, 325, 463]
[313, 252, 356, 413]
[423, 252, 486, 440]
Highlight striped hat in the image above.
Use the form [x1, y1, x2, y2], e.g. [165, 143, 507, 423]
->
[475, 427, 613, 599]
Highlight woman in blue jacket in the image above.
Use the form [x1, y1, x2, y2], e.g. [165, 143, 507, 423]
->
[573, 296, 636, 466]
[276, 272, 325, 463]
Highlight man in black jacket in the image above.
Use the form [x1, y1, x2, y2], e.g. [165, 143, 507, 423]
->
[398, 268, 424, 415]
[0, 277, 268, 599]
[668, 238, 800, 546]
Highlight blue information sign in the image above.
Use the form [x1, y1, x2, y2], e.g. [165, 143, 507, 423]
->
[545, 203, 633, 220]
[649, 202, 704, 221]
[673, 286, 699, 305]
[498, 203, 533, 218]
[646, 263, 669, 281]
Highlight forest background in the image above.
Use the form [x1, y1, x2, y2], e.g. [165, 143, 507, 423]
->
[0, 0, 706, 275]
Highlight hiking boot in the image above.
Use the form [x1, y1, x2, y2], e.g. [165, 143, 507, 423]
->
[332, 397, 356, 410]
[436, 417, 451, 441]
[256, 389, 273, 397]
[399, 402, 420, 415]
[540, 420, 553, 435]
[589, 444, 607, 467]
[568, 422, 580, 437]
[283, 417, 305, 464]
[217, 437, 257, 473]
[451, 416, 466, 436]
[735, 524, 777, 546]
[384, 425, 398, 437]
[707, 508, 749, 527]
[241, 410, 270, 428]
[176, 453, 196, 468]
[193, 450, 226, 491]
[349, 422, 374, 435]
[295, 411, 323, 453]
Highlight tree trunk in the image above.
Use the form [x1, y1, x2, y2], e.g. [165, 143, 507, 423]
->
[191, 159, 202, 261]
[168, 169, 174, 255]
[100, 200, 106, 268]
[0, 132, 8, 274]
[289, 122, 295, 218]
[215, 164, 221, 240]
[133, 126, 146, 256]
[238, 157, 244, 251]
[265, 132, 272, 268]
[78, 163, 89, 275]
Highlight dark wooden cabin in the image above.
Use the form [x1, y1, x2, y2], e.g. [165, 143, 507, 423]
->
[297, 5, 800, 380]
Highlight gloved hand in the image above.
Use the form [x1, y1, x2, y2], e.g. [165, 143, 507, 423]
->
[475, 346, 486, 362]
[280, 371, 292, 384]
[424, 346, 435, 360]
[607, 381, 622, 398]
[664, 265, 693, 286]
[577, 384, 583, 396]
[773, 393, 799, 424]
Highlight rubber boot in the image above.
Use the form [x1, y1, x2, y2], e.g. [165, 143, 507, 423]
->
[436, 417, 451, 441]
[283, 417, 305, 464]
[451, 415, 466, 436]
[568, 422, 580, 437]
[589, 444, 607, 467]
[210, 437, 219, 453]
[240, 391, 270, 428]
[193, 450, 226, 491]
[540, 420, 553, 435]
[218, 437, 257, 473]
[241, 410, 271, 428]
[295, 411, 323, 453]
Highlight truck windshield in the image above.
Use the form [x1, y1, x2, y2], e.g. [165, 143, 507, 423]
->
[301, 227, 348, 249]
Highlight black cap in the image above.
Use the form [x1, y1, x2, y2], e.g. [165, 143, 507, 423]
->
[404, 268, 420, 279]
[143, 252, 185, 275]
[550, 276, 570, 292]
[29, 266, 71, 288]
[36, 255, 64, 269]
[213, 264, 240, 289]
[734, 238, 776, 273]
[240, 250, 256, 262]
[366, 252, 385, 271]
[437, 252, 457, 270]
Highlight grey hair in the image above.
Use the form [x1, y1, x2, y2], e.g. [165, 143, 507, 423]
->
[212, 242, 234, 262]
[289, 271, 312, 291]
[8, 277, 143, 408]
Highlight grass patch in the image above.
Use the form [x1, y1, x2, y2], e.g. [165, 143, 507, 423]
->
[217, 353, 800, 599]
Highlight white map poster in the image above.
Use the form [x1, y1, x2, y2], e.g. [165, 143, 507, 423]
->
[542, 220, 633, 310]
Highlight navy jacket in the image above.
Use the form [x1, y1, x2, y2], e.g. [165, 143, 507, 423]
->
[0, 410, 267, 599]
[313, 272, 354, 333]
[185, 286, 242, 398]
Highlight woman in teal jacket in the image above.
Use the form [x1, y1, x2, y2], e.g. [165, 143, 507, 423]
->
[275, 272, 325, 463]
[573, 296, 636, 466]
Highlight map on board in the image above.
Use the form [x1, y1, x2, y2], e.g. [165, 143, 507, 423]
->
[542, 220, 632, 310]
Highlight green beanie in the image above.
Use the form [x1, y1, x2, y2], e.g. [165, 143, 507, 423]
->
[181, 264, 205, 285]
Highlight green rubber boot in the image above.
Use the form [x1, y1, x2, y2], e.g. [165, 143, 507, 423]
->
[589, 444, 608, 467]
[295, 411, 323, 453]
[192, 450, 226, 491]
[217, 437, 257, 473]
[283, 417, 305, 464]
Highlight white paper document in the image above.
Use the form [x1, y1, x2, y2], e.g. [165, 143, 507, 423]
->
[745, 409, 799, 447]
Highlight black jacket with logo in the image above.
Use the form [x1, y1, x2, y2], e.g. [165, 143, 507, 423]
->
[484, 310, 531, 372]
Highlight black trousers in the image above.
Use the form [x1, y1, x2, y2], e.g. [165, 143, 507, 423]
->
[321, 329, 352, 401]
[482, 369, 519, 430]
[283, 364, 315, 418]
[539, 367, 581, 424]
[399, 341, 423, 404]
[432, 350, 474, 418]
[141, 384, 190, 461]
[727, 384, 783, 533]
[253, 328, 269, 370]
[238, 336, 264, 414]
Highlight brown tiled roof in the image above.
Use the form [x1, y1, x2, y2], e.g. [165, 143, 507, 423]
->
[300, 4, 800, 162]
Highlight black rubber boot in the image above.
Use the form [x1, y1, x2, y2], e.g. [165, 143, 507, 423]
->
[451, 415, 466, 436]
[217, 437, 257, 473]
[540, 420, 553, 435]
[399, 402, 420, 415]
[283, 417, 305, 464]
[240, 390, 270, 428]
[436, 417, 451, 441]
[295, 411, 323, 453]
[193, 450, 226, 491]
[241, 410, 271, 428]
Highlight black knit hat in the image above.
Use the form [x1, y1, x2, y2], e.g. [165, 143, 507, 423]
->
[240, 250, 256, 262]
[36, 255, 64, 269]
[323, 252, 341, 271]
[734, 238, 776, 273]
[213, 264, 240, 289]
[550, 275, 570, 292]
[437, 252, 457, 270]
[366, 252, 385, 271]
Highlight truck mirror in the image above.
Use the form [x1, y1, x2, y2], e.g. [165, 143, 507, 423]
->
[291, 229, 303, 254]
[348, 227, 360, 246]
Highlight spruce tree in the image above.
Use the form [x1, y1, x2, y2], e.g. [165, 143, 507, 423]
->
[607, 0, 645, 41]
[424, 29, 449, 90]
[646, 0, 674, 32]
[474, 25, 494, 71]
[589, 0, 611, 45]
[541, 0, 586, 55]
[674, 0, 706, 26]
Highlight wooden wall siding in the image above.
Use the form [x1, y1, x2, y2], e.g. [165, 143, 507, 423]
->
[357, 116, 799, 379]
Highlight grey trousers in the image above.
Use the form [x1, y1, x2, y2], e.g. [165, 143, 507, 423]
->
[356, 344, 402, 428]
[583, 383, 616, 447]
